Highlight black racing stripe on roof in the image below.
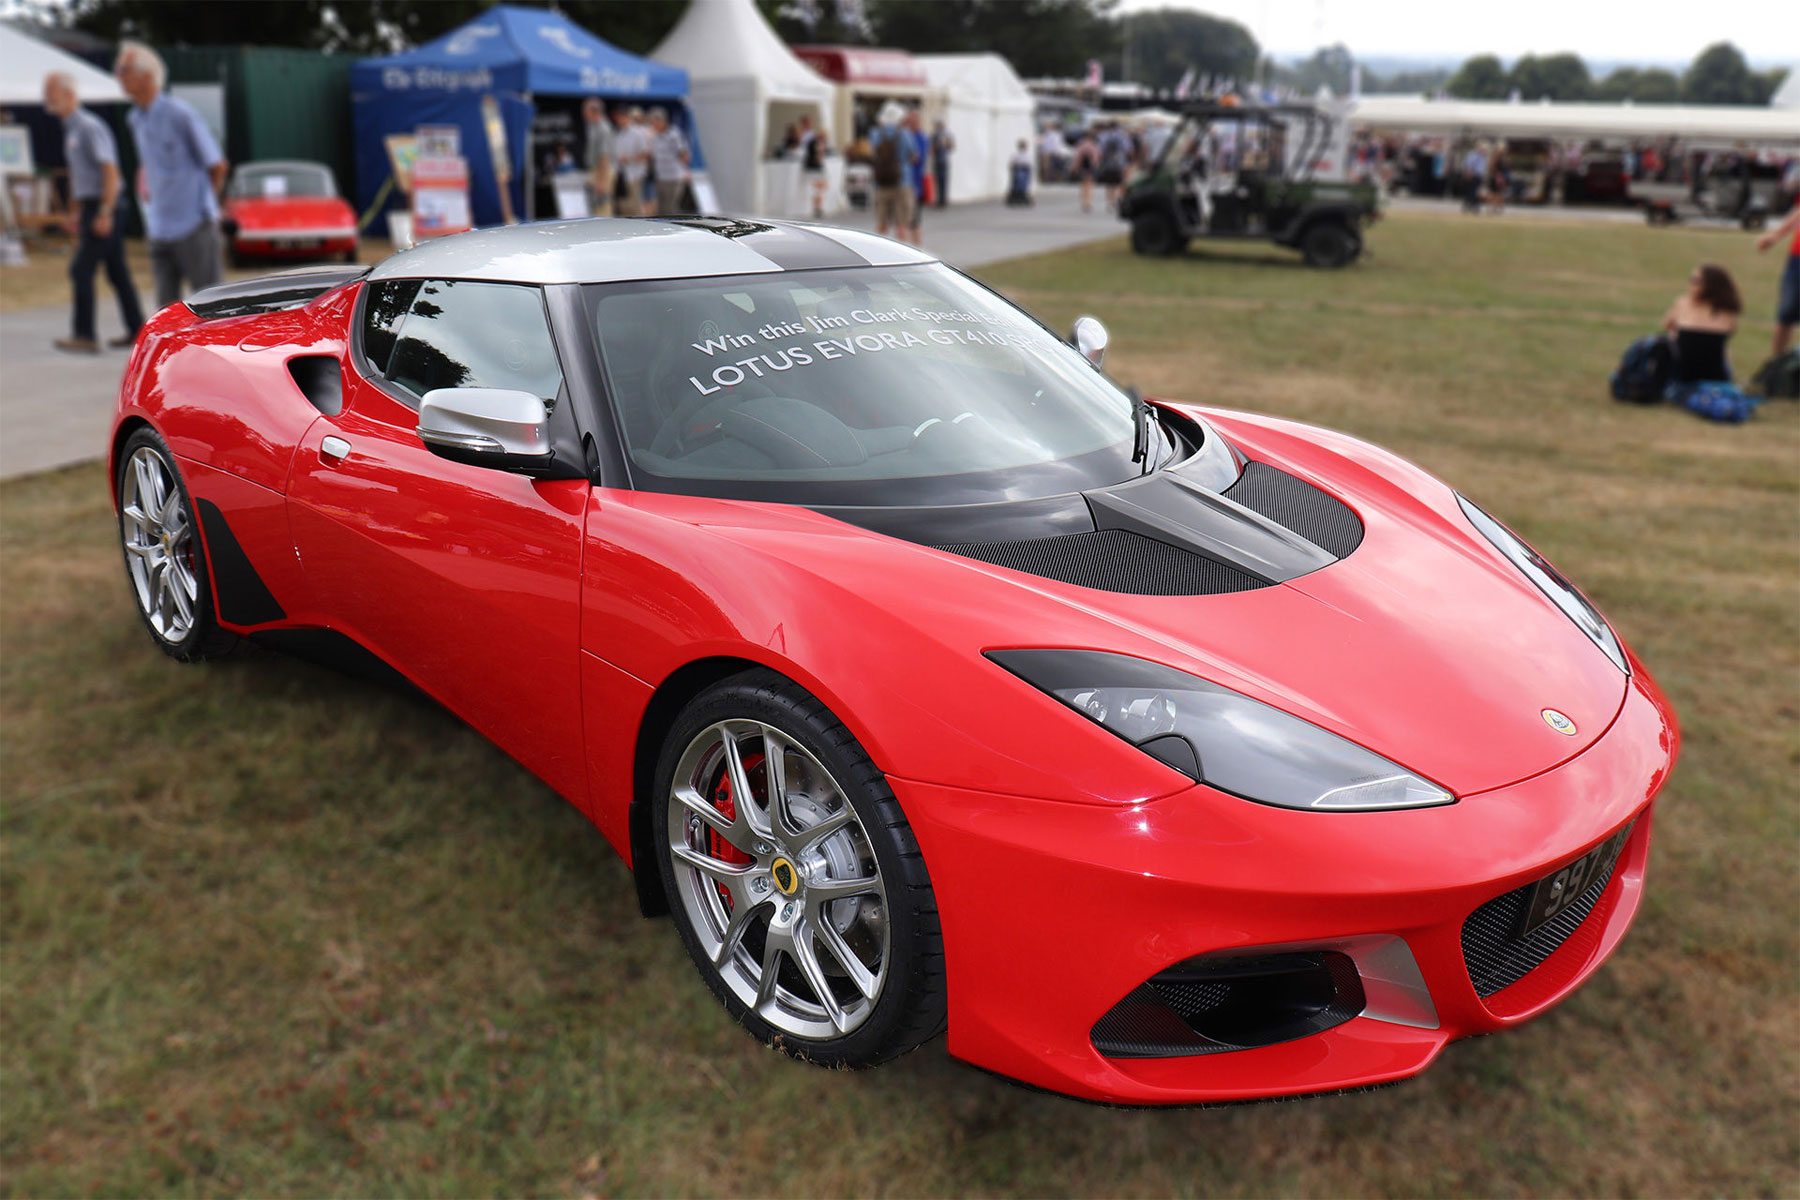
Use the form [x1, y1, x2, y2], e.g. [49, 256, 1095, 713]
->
[662, 218, 870, 270]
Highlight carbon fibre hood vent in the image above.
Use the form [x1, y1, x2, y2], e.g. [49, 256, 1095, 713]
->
[932, 462, 1362, 596]
[939, 529, 1265, 596]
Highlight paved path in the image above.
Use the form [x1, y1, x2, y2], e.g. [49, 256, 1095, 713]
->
[0, 186, 1121, 483]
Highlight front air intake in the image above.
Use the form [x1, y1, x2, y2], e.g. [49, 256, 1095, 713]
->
[1091, 951, 1366, 1058]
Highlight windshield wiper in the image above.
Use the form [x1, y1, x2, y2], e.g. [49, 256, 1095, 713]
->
[1129, 386, 1153, 470]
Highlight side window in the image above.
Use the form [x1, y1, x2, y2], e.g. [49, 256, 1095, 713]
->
[384, 280, 564, 409]
[361, 278, 421, 377]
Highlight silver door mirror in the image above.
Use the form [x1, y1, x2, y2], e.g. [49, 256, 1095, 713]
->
[417, 387, 553, 472]
[1071, 315, 1109, 367]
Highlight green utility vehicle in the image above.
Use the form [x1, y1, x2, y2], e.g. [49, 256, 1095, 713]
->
[1119, 103, 1380, 268]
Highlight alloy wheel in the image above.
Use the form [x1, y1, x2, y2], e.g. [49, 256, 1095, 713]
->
[665, 719, 889, 1041]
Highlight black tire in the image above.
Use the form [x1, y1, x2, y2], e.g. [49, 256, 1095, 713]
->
[653, 668, 946, 1068]
[115, 427, 237, 662]
[342, 243, 360, 265]
[1300, 220, 1355, 268]
[1130, 209, 1181, 257]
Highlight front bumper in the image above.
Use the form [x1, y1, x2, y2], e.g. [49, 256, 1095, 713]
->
[896, 658, 1676, 1104]
[231, 227, 357, 255]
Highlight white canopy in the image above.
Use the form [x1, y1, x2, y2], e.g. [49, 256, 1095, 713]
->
[0, 25, 125, 106]
[916, 53, 1035, 204]
[1772, 67, 1800, 111]
[652, 0, 838, 217]
[1350, 95, 1800, 147]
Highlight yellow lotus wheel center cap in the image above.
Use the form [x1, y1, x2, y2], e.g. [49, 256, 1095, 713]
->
[770, 857, 800, 896]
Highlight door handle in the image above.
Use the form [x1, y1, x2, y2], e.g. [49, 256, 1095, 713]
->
[320, 435, 351, 463]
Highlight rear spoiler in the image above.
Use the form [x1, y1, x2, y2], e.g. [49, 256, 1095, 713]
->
[184, 265, 369, 320]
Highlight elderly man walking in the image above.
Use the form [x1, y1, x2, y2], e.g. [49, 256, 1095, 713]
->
[115, 40, 227, 307]
[43, 71, 143, 354]
[647, 108, 690, 216]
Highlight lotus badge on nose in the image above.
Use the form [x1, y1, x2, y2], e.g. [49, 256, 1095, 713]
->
[1542, 708, 1578, 735]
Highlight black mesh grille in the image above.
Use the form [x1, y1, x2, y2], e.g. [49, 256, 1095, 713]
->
[1461, 825, 1631, 997]
[1223, 462, 1364, 558]
[937, 529, 1266, 596]
[1091, 951, 1366, 1058]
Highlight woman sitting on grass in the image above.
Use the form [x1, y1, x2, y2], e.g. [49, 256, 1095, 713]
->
[1663, 263, 1741, 385]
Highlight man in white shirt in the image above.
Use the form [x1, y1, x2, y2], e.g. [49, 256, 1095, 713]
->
[613, 106, 650, 216]
[648, 107, 690, 216]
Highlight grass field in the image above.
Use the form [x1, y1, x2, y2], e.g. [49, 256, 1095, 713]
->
[3, 210, 1797, 1197]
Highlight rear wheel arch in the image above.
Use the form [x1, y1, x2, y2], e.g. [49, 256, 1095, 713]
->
[110, 416, 154, 505]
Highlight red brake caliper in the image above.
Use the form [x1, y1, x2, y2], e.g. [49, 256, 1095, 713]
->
[707, 751, 760, 911]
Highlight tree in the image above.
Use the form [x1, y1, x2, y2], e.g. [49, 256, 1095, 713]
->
[1682, 42, 1755, 105]
[1508, 52, 1591, 101]
[1446, 53, 1507, 100]
[867, 0, 1119, 79]
[1284, 43, 1355, 97]
[1378, 67, 1452, 95]
[1111, 7, 1258, 91]
[1631, 67, 1681, 103]
[59, 0, 692, 55]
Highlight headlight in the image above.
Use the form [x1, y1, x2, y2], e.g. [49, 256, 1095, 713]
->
[988, 649, 1454, 812]
[1456, 495, 1628, 675]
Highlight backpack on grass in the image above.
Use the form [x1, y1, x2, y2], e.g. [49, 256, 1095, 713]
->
[1666, 379, 1761, 424]
[1609, 333, 1670, 403]
[1748, 349, 1800, 399]
[871, 129, 904, 188]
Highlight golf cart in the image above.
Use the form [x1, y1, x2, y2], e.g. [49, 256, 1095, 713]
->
[1118, 103, 1379, 268]
[1642, 153, 1780, 231]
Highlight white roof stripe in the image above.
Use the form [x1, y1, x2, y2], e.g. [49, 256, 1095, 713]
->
[368, 216, 936, 284]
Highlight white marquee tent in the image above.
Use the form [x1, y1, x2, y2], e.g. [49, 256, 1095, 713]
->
[1773, 66, 1800, 111]
[916, 53, 1036, 204]
[0, 24, 125, 106]
[652, 0, 841, 218]
[1349, 95, 1800, 146]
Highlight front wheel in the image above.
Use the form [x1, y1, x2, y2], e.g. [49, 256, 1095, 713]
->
[116, 427, 236, 661]
[653, 669, 946, 1067]
[1130, 209, 1181, 257]
[1301, 220, 1355, 268]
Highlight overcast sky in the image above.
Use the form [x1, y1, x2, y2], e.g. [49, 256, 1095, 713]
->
[1116, 0, 1786, 66]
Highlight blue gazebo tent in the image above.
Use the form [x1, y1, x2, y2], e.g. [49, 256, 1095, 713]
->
[351, 5, 696, 228]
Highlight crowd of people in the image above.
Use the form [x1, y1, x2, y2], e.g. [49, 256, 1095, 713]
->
[1036, 119, 1170, 213]
[44, 39, 218, 355]
[1351, 131, 1800, 217]
[574, 100, 691, 218]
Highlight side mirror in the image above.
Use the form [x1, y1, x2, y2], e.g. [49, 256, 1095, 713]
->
[417, 387, 555, 474]
[1070, 315, 1109, 367]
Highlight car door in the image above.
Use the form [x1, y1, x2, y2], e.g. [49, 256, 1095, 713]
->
[286, 277, 591, 805]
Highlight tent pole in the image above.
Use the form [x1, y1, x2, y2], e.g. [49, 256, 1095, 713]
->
[524, 91, 534, 222]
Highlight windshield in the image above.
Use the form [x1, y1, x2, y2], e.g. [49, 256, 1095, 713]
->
[230, 164, 336, 200]
[589, 264, 1150, 506]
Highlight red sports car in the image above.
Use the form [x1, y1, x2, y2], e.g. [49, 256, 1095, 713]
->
[221, 160, 358, 267]
[108, 218, 1677, 1104]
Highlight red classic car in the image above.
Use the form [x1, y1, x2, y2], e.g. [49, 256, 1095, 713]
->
[221, 160, 358, 267]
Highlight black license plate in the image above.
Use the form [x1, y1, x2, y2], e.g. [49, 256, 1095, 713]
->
[1518, 827, 1629, 937]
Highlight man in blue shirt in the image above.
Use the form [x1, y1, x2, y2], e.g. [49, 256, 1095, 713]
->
[902, 108, 929, 244]
[43, 71, 143, 354]
[115, 41, 227, 308]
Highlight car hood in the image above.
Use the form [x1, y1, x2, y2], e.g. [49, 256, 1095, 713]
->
[661, 408, 1630, 799]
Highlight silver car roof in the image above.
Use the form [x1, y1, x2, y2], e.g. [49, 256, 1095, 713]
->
[366, 217, 938, 285]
